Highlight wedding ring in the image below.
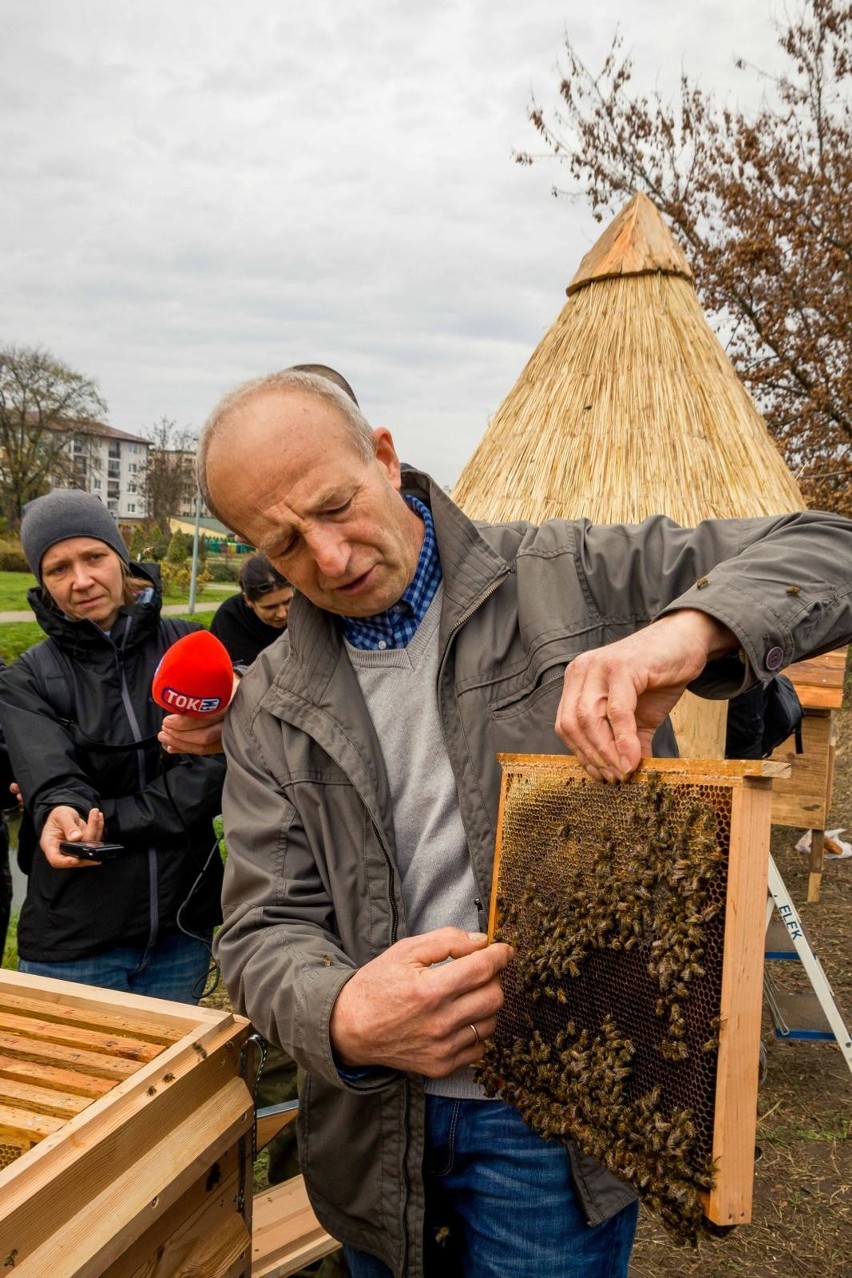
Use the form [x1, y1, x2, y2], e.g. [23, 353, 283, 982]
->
[469, 1022, 482, 1048]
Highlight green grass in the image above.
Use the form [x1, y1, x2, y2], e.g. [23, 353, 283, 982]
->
[0, 566, 223, 664]
[0, 610, 213, 663]
[0, 622, 43, 663]
[0, 570, 225, 612]
[0, 571, 38, 610]
[3, 910, 18, 969]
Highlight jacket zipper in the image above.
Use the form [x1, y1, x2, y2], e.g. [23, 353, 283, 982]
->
[437, 570, 511, 907]
[113, 617, 161, 950]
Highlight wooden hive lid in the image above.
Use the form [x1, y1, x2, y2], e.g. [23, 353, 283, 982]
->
[567, 191, 693, 294]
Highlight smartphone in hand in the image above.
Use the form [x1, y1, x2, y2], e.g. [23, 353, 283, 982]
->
[58, 841, 123, 861]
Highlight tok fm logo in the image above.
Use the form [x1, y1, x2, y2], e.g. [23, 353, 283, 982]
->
[159, 687, 222, 714]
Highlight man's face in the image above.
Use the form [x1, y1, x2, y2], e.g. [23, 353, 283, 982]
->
[40, 537, 126, 630]
[207, 390, 425, 617]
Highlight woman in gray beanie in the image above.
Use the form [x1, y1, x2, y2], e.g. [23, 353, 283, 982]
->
[0, 489, 226, 1002]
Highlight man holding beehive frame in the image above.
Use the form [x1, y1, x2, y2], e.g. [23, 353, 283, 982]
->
[165, 368, 852, 1278]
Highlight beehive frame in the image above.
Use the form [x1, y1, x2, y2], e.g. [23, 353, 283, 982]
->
[481, 755, 788, 1237]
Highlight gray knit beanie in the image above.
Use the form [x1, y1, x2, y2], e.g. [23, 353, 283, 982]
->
[21, 490, 130, 580]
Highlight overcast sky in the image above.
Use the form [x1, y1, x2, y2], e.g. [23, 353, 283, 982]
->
[2, 1, 787, 487]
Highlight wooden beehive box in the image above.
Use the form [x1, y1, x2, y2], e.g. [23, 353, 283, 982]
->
[480, 755, 789, 1242]
[770, 647, 848, 902]
[0, 970, 254, 1277]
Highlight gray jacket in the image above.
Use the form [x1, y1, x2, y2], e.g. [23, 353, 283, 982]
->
[216, 470, 852, 1275]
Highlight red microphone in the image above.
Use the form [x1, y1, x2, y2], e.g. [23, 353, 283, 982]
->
[152, 630, 234, 716]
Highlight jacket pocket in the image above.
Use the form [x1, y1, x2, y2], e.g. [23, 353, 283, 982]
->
[487, 653, 567, 721]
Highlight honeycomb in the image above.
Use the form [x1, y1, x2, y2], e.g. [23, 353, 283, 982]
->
[0, 1140, 27, 1171]
[477, 760, 739, 1244]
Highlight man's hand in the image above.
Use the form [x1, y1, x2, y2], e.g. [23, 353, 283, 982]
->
[158, 707, 227, 755]
[330, 927, 514, 1077]
[157, 673, 239, 756]
[40, 804, 105, 869]
[555, 610, 737, 781]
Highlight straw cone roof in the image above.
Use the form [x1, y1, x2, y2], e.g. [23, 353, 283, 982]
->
[452, 193, 804, 526]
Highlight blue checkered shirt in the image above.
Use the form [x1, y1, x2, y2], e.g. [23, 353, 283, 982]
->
[341, 496, 442, 650]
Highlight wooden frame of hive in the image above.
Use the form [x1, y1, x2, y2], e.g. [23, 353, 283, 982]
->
[486, 755, 789, 1229]
[0, 970, 254, 1277]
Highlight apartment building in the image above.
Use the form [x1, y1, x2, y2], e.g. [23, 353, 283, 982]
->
[67, 423, 151, 520]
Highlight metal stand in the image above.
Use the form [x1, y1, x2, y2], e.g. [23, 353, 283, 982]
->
[763, 855, 852, 1076]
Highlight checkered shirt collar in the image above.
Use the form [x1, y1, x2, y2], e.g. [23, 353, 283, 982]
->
[341, 495, 442, 650]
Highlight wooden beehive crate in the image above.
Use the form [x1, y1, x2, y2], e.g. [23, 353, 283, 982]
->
[770, 646, 848, 901]
[482, 755, 789, 1239]
[0, 970, 254, 1277]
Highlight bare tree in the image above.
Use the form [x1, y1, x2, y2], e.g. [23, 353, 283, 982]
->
[141, 417, 198, 527]
[516, 0, 851, 514]
[0, 345, 108, 528]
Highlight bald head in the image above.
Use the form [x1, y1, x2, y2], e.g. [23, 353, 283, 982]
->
[198, 369, 373, 524]
[199, 377, 423, 618]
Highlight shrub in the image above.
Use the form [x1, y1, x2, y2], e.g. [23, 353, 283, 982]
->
[165, 530, 193, 564]
[0, 539, 30, 572]
[160, 561, 212, 597]
[207, 558, 240, 583]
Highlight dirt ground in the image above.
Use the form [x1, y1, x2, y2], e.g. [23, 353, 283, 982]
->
[630, 691, 852, 1278]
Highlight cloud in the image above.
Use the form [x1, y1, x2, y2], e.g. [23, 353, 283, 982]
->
[1, 0, 787, 485]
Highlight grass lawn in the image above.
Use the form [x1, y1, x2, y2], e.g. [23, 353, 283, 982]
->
[0, 571, 39, 610]
[2, 911, 17, 969]
[0, 610, 212, 663]
[0, 570, 225, 612]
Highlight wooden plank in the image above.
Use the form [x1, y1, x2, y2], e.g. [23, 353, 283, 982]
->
[496, 753, 791, 780]
[252, 1177, 339, 1278]
[670, 692, 727, 761]
[256, 1105, 298, 1152]
[0, 1102, 66, 1145]
[770, 714, 835, 828]
[0, 1077, 91, 1120]
[102, 1145, 250, 1272]
[0, 1016, 251, 1270]
[0, 1054, 115, 1100]
[486, 752, 512, 938]
[785, 647, 848, 710]
[706, 777, 772, 1224]
[6, 1076, 253, 1276]
[121, 1214, 250, 1278]
[0, 1013, 166, 1063]
[0, 1032, 145, 1082]
[0, 971, 219, 1036]
[0, 993, 184, 1047]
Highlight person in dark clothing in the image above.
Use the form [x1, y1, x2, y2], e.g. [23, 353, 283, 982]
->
[0, 689, 16, 961]
[210, 555, 294, 665]
[0, 489, 225, 1002]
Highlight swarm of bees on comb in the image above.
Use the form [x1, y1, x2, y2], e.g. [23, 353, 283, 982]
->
[476, 763, 739, 1244]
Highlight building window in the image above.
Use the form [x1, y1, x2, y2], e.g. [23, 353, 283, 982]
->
[93, 478, 101, 489]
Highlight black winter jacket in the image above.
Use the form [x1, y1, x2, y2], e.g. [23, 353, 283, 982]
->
[210, 591, 284, 665]
[0, 574, 226, 962]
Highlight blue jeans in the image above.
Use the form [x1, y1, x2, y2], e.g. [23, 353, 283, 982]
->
[344, 1096, 638, 1278]
[18, 930, 213, 1004]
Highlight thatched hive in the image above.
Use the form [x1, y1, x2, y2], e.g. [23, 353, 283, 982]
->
[453, 192, 803, 526]
[453, 193, 805, 756]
